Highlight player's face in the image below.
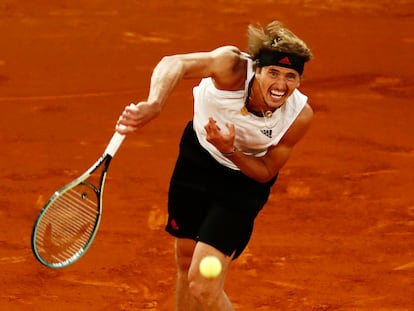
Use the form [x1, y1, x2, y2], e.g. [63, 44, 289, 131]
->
[255, 65, 301, 109]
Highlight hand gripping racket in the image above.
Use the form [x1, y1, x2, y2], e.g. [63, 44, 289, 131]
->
[31, 130, 125, 268]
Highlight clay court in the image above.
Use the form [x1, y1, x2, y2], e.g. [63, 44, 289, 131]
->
[1, 1, 413, 310]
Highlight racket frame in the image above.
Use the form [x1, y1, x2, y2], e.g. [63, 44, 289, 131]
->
[31, 132, 124, 268]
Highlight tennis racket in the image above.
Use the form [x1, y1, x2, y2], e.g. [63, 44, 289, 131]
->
[31, 130, 126, 268]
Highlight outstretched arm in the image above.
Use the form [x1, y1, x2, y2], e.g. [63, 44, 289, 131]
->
[116, 46, 246, 133]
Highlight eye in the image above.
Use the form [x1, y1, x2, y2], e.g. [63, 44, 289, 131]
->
[286, 73, 297, 81]
[268, 69, 279, 77]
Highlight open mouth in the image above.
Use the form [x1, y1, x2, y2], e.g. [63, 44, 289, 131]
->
[270, 90, 285, 99]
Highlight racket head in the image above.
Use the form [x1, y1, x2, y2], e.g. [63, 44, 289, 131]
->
[32, 172, 105, 268]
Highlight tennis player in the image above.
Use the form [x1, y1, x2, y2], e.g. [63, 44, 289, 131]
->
[116, 20, 313, 311]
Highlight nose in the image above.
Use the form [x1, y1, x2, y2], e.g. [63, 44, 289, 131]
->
[273, 75, 287, 89]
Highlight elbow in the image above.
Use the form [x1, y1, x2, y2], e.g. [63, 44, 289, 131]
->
[256, 160, 280, 183]
[159, 55, 185, 73]
[256, 175, 277, 184]
[253, 169, 278, 184]
[159, 55, 175, 64]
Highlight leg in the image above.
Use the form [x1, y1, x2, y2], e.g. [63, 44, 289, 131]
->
[174, 238, 235, 311]
[175, 238, 203, 311]
[188, 242, 235, 311]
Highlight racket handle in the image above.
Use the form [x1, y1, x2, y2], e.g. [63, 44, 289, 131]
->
[105, 130, 126, 157]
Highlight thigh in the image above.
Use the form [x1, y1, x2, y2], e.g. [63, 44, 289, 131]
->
[188, 241, 233, 289]
[197, 202, 255, 260]
[166, 181, 210, 239]
[175, 238, 197, 272]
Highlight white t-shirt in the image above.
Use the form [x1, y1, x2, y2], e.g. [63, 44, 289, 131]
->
[193, 57, 308, 170]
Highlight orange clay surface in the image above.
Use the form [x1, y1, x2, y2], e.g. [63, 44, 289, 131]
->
[1, 1, 414, 310]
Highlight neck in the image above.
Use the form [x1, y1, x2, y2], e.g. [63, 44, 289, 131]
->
[244, 76, 276, 117]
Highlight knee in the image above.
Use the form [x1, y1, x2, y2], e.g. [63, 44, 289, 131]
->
[188, 273, 222, 307]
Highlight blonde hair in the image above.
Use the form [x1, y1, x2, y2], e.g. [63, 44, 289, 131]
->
[247, 20, 312, 62]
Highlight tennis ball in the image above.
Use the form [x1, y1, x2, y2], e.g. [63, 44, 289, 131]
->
[199, 256, 222, 279]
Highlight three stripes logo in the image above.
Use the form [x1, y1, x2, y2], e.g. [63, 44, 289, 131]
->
[260, 129, 273, 138]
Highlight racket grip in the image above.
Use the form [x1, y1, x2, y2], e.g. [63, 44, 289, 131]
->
[105, 130, 126, 157]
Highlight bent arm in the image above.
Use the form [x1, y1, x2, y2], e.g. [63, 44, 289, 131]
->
[225, 103, 314, 183]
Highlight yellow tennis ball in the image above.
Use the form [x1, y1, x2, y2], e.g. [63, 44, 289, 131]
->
[199, 256, 222, 279]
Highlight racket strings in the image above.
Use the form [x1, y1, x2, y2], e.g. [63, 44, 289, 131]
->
[34, 186, 100, 264]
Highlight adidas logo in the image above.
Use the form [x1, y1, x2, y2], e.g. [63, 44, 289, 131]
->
[279, 56, 291, 65]
[260, 129, 273, 138]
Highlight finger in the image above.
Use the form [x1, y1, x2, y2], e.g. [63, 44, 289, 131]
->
[121, 106, 140, 122]
[126, 102, 138, 113]
[115, 124, 128, 134]
[225, 123, 235, 136]
[115, 123, 137, 134]
[116, 124, 128, 133]
[117, 113, 135, 126]
[208, 118, 221, 131]
[207, 117, 217, 126]
[205, 123, 219, 135]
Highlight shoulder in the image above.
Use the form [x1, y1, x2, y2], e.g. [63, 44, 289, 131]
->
[288, 89, 313, 126]
[210, 46, 243, 60]
[279, 102, 313, 147]
[296, 103, 314, 127]
[209, 46, 246, 73]
[210, 46, 249, 90]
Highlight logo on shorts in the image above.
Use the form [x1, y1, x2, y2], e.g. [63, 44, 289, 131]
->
[170, 219, 179, 231]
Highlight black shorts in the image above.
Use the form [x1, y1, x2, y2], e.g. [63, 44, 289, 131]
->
[165, 121, 277, 259]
